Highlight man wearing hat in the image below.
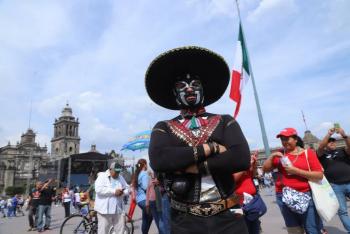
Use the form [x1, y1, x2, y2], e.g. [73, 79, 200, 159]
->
[317, 126, 350, 232]
[94, 161, 129, 234]
[146, 46, 251, 234]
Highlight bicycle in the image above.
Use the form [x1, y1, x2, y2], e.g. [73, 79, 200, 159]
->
[60, 203, 134, 234]
[60, 203, 97, 234]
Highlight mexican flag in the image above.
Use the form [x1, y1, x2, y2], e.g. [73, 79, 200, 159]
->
[229, 22, 251, 119]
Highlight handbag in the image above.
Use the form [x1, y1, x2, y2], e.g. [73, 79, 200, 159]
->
[282, 186, 311, 214]
[242, 194, 267, 221]
[305, 149, 339, 222]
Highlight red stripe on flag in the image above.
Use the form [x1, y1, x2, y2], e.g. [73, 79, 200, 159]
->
[229, 70, 241, 101]
[230, 70, 242, 119]
[233, 97, 241, 119]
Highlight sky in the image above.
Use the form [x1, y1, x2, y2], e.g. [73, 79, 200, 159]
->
[0, 0, 349, 161]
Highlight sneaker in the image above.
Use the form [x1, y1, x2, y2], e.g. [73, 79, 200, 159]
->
[44, 227, 51, 230]
[27, 228, 33, 231]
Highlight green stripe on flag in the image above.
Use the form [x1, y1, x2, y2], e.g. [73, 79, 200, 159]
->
[239, 23, 250, 75]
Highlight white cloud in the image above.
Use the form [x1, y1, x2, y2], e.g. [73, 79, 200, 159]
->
[0, 0, 71, 49]
[325, 0, 350, 34]
[77, 92, 103, 112]
[247, 0, 297, 23]
[80, 116, 122, 151]
[36, 93, 72, 117]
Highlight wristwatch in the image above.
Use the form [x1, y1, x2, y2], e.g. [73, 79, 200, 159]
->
[343, 135, 348, 139]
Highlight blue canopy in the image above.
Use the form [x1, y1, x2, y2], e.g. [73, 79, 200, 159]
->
[121, 130, 151, 151]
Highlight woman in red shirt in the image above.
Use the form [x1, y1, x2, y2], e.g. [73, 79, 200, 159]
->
[234, 152, 261, 234]
[263, 128, 323, 234]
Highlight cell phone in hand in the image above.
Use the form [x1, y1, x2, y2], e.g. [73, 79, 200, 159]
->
[334, 123, 340, 129]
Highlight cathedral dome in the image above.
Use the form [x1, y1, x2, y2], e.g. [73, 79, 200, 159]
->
[62, 103, 73, 117]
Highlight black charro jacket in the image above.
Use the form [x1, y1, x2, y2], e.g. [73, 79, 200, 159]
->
[149, 113, 250, 203]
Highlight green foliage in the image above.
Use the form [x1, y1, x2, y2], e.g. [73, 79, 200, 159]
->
[5, 186, 26, 196]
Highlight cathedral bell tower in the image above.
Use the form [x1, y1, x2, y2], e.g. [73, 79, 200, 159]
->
[51, 103, 80, 158]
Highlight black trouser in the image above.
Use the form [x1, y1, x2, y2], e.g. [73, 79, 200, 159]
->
[28, 206, 37, 228]
[171, 208, 249, 234]
[63, 202, 71, 217]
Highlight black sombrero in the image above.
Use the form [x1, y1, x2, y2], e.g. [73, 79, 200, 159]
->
[145, 46, 230, 110]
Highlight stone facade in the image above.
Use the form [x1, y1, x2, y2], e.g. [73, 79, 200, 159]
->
[51, 103, 80, 159]
[0, 129, 49, 194]
[0, 104, 81, 194]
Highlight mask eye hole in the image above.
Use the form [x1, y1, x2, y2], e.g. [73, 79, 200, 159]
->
[175, 81, 187, 91]
[190, 80, 201, 88]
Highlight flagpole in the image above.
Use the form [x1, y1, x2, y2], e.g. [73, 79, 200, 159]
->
[301, 110, 309, 131]
[234, 0, 271, 157]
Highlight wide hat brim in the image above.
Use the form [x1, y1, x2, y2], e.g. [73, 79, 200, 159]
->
[145, 46, 230, 110]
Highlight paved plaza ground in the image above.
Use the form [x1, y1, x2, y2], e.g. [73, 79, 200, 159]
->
[0, 188, 347, 234]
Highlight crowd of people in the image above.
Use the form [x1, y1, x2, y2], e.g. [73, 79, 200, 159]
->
[0, 179, 57, 232]
[0, 194, 25, 218]
[1, 46, 350, 234]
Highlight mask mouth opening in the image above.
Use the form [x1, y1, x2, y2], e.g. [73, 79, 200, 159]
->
[185, 92, 197, 101]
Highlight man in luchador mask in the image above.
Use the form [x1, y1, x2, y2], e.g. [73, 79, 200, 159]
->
[146, 46, 251, 234]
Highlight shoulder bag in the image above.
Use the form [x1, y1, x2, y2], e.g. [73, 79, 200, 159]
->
[305, 149, 339, 222]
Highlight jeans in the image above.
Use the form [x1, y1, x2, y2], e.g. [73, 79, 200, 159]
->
[37, 205, 51, 230]
[149, 201, 165, 234]
[162, 194, 171, 234]
[331, 183, 350, 232]
[7, 206, 15, 217]
[276, 192, 322, 234]
[137, 200, 153, 234]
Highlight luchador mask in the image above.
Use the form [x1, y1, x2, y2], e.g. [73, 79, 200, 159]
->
[173, 74, 204, 108]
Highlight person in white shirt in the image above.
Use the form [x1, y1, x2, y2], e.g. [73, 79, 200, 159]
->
[0, 198, 6, 217]
[74, 188, 81, 208]
[62, 187, 71, 217]
[94, 162, 129, 234]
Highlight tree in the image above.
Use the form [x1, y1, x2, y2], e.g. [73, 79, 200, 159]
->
[5, 186, 26, 196]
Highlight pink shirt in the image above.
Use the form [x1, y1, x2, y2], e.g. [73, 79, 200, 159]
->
[146, 179, 157, 205]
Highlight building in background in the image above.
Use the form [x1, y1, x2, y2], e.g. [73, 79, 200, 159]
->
[0, 103, 125, 195]
[0, 129, 49, 194]
[51, 103, 80, 159]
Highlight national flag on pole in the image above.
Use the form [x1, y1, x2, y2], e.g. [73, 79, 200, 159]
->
[230, 22, 251, 119]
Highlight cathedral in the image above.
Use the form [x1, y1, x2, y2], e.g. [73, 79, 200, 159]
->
[51, 104, 80, 158]
[0, 104, 81, 194]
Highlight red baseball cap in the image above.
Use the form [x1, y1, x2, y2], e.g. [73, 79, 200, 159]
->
[276, 128, 298, 138]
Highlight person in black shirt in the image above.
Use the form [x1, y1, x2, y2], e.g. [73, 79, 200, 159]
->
[27, 182, 43, 231]
[317, 126, 350, 232]
[36, 179, 55, 232]
[146, 46, 250, 234]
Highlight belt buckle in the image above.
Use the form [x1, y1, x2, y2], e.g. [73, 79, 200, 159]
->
[189, 203, 225, 217]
